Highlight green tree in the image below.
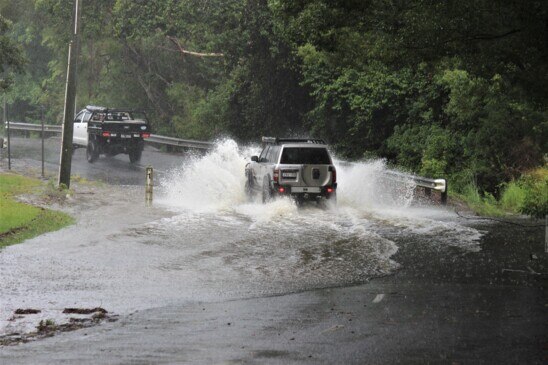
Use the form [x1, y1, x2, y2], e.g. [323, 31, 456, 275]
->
[4, 0, 547, 200]
[0, 10, 25, 91]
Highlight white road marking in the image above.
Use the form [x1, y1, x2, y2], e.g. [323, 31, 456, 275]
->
[372, 294, 385, 303]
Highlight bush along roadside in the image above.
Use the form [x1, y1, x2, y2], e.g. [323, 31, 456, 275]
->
[0, 173, 74, 248]
[451, 167, 548, 218]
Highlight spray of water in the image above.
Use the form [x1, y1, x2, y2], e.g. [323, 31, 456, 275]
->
[147, 143, 484, 304]
[159, 141, 414, 213]
[158, 140, 252, 212]
[157, 139, 482, 254]
[336, 159, 416, 209]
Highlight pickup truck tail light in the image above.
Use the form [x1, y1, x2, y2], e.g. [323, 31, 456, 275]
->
[142, 133, 151, 138]
[273, 169, 279, 182]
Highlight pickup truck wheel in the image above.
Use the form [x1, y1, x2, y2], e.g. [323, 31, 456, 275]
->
[86, 140, 99, 163]
[129, 148, 142, 163]
[261, 179, 272, 204]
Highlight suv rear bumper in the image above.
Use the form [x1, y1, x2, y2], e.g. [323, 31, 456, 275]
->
[272, 183, 337, 199]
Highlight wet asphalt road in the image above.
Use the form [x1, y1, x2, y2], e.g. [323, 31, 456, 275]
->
[1, 220, 545, 365]
[0, 136, 546, 364]
[2, 136, 187, 184]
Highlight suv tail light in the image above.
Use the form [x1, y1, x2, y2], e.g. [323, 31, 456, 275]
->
[330, 166, 337, 184]
[102, 131, 110, 137]
[142, 133, 151, 138]
[273, 169, 279, 182]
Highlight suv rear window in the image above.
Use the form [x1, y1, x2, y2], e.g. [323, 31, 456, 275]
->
[280, 147, 331, 164]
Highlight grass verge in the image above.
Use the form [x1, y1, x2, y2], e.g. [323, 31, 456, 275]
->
[451, 167, 548, 218]
[453, 184, 504, 216]
[0, 173, 74, 248]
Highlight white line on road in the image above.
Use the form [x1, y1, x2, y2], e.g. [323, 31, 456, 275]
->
[372, 294, 385, 303]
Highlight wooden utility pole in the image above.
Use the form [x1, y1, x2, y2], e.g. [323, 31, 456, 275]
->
[58, 0, 81, 188]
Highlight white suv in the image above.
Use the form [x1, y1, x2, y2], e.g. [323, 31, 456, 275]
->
[245, 137, 337, 204]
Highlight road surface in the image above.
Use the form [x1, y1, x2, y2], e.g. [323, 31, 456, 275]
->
[0, 136, 546, 364]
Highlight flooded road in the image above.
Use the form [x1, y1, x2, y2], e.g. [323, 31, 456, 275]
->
[1, 138, 545, 364]
[1, 140, 481, 329]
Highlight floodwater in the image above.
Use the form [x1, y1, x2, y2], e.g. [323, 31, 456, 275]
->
[0, 140, 483, 336]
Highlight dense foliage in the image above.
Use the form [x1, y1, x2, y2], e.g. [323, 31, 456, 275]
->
[0, 4, 24, 90]
[1, 0, 547, 203]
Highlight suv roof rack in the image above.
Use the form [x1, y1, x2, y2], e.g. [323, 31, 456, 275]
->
[261, 137, 326, 145]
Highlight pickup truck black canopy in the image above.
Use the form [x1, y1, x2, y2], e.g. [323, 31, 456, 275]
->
[85, 105, 146, 114]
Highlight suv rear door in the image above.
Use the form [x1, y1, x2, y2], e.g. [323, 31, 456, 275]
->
[278, 146, 333, 187]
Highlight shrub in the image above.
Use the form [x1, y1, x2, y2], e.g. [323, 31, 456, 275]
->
[499, 181, 526, 211]
[458, 183, 502, 216]
[519, 168, 548, 218]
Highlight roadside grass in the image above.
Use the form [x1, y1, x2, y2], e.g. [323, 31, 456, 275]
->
[0, 172, 41, 195]
[499, 181, 526, 211]
[454, 184, 504, 216]
[452, 167, 548, 218]
[0, 199, 42, 233]
[0, 173, 74, 248]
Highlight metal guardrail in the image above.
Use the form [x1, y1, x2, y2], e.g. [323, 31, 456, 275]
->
[4, 121, 213, 150]
[5, 122, 62, 133]
[338, 161, 448, 204]
[4, 121, 447, 203]
[384, 170, 447, 204]
[146, 134, 213, 149]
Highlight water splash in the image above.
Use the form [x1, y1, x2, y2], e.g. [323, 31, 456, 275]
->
[158, 140, 417, 213]
[158, 140, 254, 212]
[157, 139, 482, 253]
[336, 159, 416, 209]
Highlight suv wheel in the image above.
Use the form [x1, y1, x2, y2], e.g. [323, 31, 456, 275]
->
[86, 139, 99, 163]
[245, 177, 254, 200]
[262, 179, 272, 204]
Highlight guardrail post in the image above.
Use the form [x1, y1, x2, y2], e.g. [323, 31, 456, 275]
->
[41, 107, 45, 178]
[441, 179, 448, 205]
[4, 97, 10, 170]
[145, 166, 153, 205]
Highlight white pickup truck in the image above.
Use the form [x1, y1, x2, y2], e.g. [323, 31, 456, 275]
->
[72, 105, 151, 163]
